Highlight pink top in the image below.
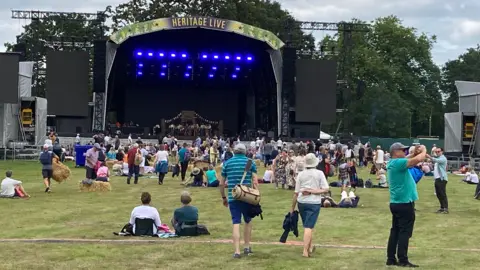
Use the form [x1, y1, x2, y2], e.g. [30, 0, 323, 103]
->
[97, 166, 109, 178]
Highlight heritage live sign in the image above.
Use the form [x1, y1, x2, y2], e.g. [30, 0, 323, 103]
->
[171, 17, 227, 30]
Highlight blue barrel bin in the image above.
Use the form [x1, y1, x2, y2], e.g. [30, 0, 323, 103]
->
[75, 145, 93, 167]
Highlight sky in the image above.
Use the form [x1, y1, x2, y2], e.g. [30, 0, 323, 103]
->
[1, 0, 479, 66]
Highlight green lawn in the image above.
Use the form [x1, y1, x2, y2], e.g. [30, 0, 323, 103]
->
[0, 161, 479, 269]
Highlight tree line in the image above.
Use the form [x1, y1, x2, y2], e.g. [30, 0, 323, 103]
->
[4, 0, 476, 138]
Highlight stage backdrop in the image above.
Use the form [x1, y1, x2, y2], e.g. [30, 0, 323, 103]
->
[124, 88, 239, 134]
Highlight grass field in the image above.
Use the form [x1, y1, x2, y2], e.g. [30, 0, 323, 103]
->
[0, 160, 479, 270]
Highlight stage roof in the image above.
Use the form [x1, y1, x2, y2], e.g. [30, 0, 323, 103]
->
[109, 16, 285, 51]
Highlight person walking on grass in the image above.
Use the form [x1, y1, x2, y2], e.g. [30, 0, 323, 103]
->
[219, 144, 258, 259]
[385, 143, 426, 268]
[39, 144, 55, 193]
[290, 153, 329, 257]
[426, 147, 449, 214]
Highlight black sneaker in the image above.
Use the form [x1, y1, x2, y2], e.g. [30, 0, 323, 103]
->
[127, 179, 131, 185]
[233, 253, 241, 259]
[244, 247, 253, 256]
[45, 187, 50, 193]
[134, 180, 138, 184]
[386, 259, 398, 266]
[398, 262, 419, 268]
[442, 209, 449, 214]
[436, 209, 444, 213]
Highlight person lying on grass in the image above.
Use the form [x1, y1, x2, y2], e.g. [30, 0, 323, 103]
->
[0, 170, 30, 198]
[321, 190, 360, 208]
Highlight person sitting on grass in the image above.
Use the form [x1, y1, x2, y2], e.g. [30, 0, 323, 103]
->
[96, 162, 110, 182]
[0, 170, 30, 198]
[373, 169, 388, 188]
[129, 192, 162, 235]
[172, 191, 199, 235]
[205, 165, 219, 187]
[184, 167, 206, 187]
[463, 168, 479, 185]
[261, 165, 274, 183]
[321, 190, 360, 208]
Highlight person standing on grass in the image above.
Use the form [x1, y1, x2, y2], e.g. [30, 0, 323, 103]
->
[427, 147, 449, 214]
[291, 153, 329, 257]
[127, 143, 141, 185]
[385, 143, 426, 268]
[39, 144, 55, 193]
[219, 144, 258, 259]
[178, 143, 190, 181]
[84, 143, 100, 184]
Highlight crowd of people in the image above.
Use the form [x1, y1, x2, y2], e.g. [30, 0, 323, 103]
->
[3, 130, 476, 267]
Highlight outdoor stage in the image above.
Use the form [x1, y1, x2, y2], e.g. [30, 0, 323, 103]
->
[97, 16, 285, 139]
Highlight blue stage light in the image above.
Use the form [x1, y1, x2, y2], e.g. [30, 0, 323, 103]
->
[213, 55, 219, 59]
[171, 53, 176, 57]
[235, 67, 240, 71]
[136, 52, 142, 56]
[185, 73, 190, 77]
[232, 74, 237, 78]
[247, 56, 253, 61]
[159, 53, 165, 57]
[187, 65, 192, 69]
[137, 71, 143, 75]
[138, 63, 144, 68]
[148, 52, 153, 57]
[160, 72, 166, 76]
[202, 54, 208, 59]
[162, 64, 167, 68]
[181, 53, 187, 58]
[212, 66, 217, 70]
[208, 74, 214, 78]
[236, 56, 241, 60]
[225, 55, 230, 60]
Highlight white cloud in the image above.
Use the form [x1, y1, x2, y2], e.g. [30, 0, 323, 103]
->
[0, 0, 479, 65]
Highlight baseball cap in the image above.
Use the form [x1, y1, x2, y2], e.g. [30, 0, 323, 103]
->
[234, 143, 246, 153]
[390, 142, 409, 153]
[93, 143, 101, 149]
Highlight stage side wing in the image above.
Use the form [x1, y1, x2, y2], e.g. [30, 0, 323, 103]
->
[444, 112, 462, 152]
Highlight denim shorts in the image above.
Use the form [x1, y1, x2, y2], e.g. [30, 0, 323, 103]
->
[229, 201, 252, 224]
[298, 203, 321, 229]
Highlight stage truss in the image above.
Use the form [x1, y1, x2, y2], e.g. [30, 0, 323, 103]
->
[281, 20, 369, 137]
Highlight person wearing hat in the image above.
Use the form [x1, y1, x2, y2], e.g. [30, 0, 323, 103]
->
[219, 143, 258, 259]
[85, 143, 100, 183]
[184, 166, 205, 187]
[291, 153, 329, 257]
[385, 142, 426, 268]
[39, 144, 56, 192]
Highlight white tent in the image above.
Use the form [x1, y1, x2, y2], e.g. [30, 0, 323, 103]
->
[319, 131, 333, 140]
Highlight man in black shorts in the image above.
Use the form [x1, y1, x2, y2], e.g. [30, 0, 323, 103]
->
[39, 144, 54, 193]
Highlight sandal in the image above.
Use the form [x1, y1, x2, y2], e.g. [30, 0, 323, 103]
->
[309, 246, 316, 255]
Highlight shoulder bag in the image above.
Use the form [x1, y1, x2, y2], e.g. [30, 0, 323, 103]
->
[232, 159, 261, 205]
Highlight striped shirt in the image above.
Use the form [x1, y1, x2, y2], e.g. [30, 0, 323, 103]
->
[221, 154, 257, 202]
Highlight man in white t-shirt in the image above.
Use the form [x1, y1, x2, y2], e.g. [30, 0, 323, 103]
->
[277, 139, 283, 150]
[375, 145, 385, 175]
[129, 192, 162, 235]
[0, 171, 29, 198]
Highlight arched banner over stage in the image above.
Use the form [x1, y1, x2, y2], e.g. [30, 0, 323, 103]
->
[95, 16, 284, 136]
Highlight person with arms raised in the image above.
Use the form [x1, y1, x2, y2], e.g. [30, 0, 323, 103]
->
[385, 143, 426, 268]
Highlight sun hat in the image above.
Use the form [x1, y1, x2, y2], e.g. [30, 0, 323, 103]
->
[304, 153, 319, 168]
[233, 143, 246, 153]
[192, 167, 201, 175]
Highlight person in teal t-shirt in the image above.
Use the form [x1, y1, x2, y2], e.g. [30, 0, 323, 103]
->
[178, 143, 189, 181]
[205, 165, 219, 187]
[385, 143, 426, 268]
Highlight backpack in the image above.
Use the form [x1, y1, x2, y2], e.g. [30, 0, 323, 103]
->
[40, 152, 52, 165]
[365, 179, 373, 188]
[357, 178, 364, 187]
[184, 150, 191, 161]
[134, 150, 143, 166]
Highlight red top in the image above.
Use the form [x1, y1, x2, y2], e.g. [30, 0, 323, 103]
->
[127, 147, 138, 166]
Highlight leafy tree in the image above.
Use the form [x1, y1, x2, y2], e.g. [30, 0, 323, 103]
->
[441, 46, 480, 113]
[321, 16, 443, 137]
[4, 14, 107, 97]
